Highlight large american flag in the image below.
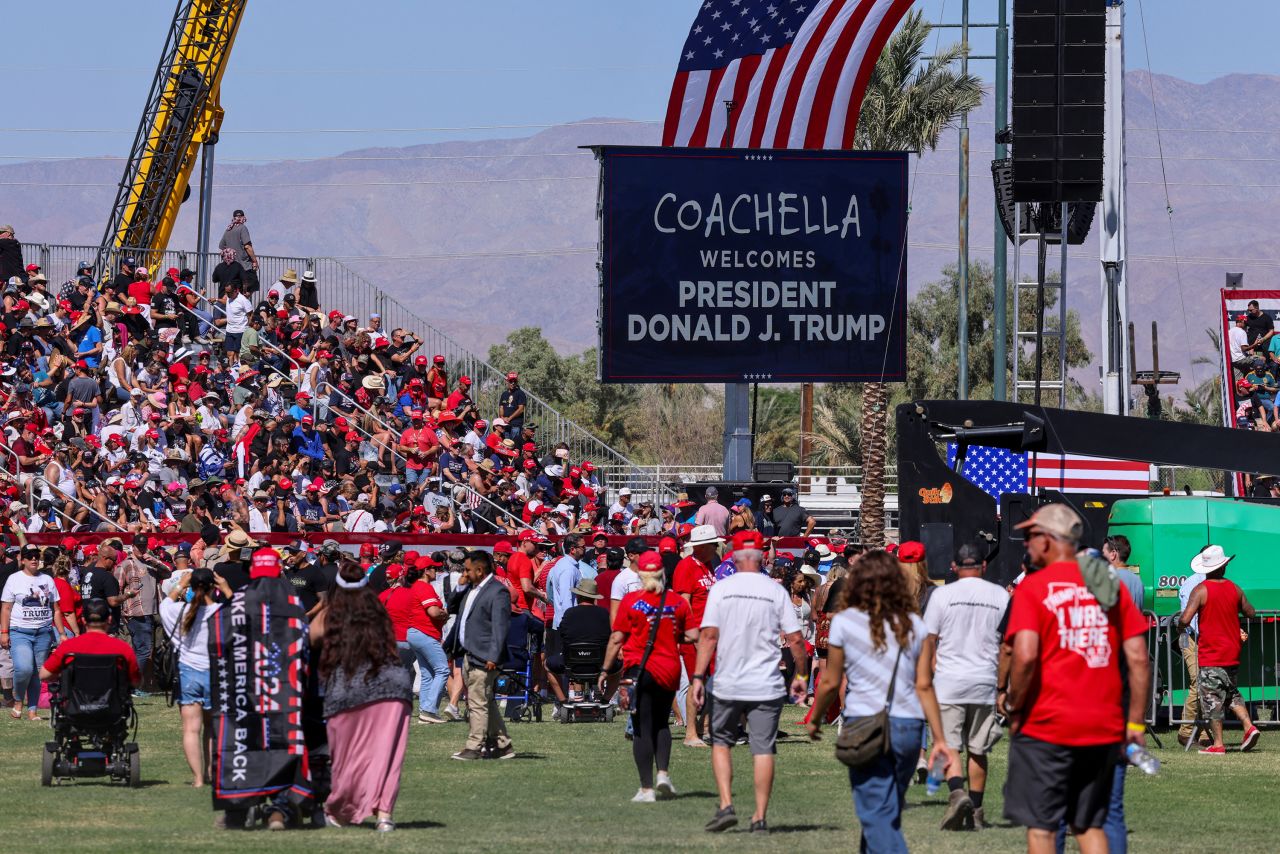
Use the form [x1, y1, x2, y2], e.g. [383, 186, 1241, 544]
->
[663, 0, 916, 149]
[947, 445, 1155, 499]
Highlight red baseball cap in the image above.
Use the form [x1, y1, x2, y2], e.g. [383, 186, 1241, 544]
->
[433, 354, 445, 364]
[522, 442, 536, 452]
[493, 540, 515, 555]
[518, 530, 539, 542]
[415, 355, 428, 366]
[251, 548, 282, 579]
[506, 371, 518, 381]
[277, 477, 293, 490]
[898, 541, 925, 563]
[301, 414, 314, 425]
[334, 416, 349, 429]
[409, 409, 424, 420]
[522, 459, 537, 470]
[637, 550, 663, 573]
[657, 536, 679, 555]
[345, 431, 360, 442]
[731, 530, 765, 551]
[385, 563, 405, 583]
[459, 375, 472, 386]
[295, 391, 310, 401]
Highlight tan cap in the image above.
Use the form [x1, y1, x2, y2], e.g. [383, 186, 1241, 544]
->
[1013, 503, 1083, 543]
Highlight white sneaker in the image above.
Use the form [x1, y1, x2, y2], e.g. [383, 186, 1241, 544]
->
[552, 703, 564, 722]
[443, 704, 461, 721]
[631, 788, 657, 803]
[655, 774, 677, 798]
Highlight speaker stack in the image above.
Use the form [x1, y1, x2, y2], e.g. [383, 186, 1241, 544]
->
[1012, 0, 1106, 203]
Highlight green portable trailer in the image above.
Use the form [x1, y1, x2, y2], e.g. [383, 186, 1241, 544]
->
[1107, 497, 1280, 615]
[1107, 497, 1280, 715]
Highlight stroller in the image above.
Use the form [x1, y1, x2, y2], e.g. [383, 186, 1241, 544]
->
[42, 653, 140, 787]
[558, 641, 615, 724]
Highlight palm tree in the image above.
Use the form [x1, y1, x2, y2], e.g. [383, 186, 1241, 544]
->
[852, 11, 983, 546]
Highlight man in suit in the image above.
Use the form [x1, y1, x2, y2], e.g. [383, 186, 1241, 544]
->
[449, 550, 514, 761]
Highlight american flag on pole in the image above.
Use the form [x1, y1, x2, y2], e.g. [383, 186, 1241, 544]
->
[663, 0, 916, 149]
[946, 445, 1155, 500]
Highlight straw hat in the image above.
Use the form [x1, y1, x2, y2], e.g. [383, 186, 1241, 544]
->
[280, 268, 298, 284]
[362, 374, 385, 391]
[682, 524, 724, 556]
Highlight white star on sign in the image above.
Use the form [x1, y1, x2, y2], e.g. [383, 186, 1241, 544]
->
[712, 9, 722, 18]
[722, 21, 731, 30]
[694, 24, 703, 34]
[731, 32, 740, 41]
[704, 36, 713, 45]
[686, 50, 696, 60]
[714, 48, 725, 58]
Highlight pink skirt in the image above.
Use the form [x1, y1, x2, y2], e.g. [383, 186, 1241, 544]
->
[325, 699, 411, 825]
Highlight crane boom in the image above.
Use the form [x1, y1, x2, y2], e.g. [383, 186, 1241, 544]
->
[95, 0, 246, 278]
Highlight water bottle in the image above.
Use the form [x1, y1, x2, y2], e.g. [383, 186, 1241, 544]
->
[925, 753, 946, 796]
[1125, 742, 1161, 775]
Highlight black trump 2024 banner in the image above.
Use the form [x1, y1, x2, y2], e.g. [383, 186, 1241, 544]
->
[596, 146, 908, 383]
[209, 577, 311, 810]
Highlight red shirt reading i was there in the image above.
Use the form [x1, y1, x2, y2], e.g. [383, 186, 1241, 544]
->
[1005, 560, 1147, 747]
[672, 555, 715, 628]
[612, 590, 691, 692]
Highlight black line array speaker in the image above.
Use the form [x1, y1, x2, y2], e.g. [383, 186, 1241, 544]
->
[1012, 0, 1106, 202]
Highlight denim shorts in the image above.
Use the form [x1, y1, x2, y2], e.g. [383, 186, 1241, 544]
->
[178, 661, 212, 709]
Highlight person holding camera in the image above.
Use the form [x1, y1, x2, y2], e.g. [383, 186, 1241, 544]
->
[602, 550, 694, 803]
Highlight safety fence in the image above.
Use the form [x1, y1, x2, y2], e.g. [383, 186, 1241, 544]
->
[1146, 610, 1280, 731]
[21, 240, 676, 505]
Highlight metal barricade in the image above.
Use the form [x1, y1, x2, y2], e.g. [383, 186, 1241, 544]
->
[1150, 609, 1280, 730]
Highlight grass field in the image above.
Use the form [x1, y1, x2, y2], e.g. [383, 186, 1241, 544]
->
[1, 698, 1276, 853]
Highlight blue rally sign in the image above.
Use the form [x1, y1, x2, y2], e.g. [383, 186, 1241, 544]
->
[595, 146, 908, 383]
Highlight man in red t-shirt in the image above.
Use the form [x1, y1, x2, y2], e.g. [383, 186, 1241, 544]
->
[672, 524, 722, 747]
[398, 410, 440, 486]
[1002, 504, 1149, 854]
[41, 598, 141, 687]
[1178, 546, 1260, 753]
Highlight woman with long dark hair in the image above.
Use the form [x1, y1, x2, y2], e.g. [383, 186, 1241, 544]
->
[807, 551, 957, 853]
[601, 550, 694, 803]
[310, 558, 411, 831]
[160, 568, 233, 786]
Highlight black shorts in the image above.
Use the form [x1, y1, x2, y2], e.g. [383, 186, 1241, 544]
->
[527, 617, 545, 655]
[1004, 732, 1119, 831]
[544, 626, 562, 658]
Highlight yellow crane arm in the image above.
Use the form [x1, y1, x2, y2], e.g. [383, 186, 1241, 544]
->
[96, 1, 246, 277]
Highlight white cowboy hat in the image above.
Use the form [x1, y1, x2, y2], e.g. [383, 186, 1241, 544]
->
[683, 524, 724, 554]
[1189, 544, 1233, 574]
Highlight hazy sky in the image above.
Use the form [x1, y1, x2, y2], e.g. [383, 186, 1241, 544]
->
[1, 0, 1275, 163]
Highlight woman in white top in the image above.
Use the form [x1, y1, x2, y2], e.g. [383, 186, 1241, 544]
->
[159, 568, 232, 787]
[808, 551, 957, 854]
[0, 545, 66, 719]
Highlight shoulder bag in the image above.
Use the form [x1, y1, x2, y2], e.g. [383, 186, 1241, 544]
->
[834, 645, 903, 769]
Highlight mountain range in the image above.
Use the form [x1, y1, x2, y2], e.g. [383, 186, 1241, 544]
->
[3, 70, 1277, 391]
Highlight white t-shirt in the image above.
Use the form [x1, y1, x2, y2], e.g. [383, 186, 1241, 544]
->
[921, 577, 1008, 704]
[225, 294, 253, 334]
[1228, 325, 1248, 362]
[159, 597, 223, 671]
[829, 609, 926, 719]
[1, 572, 60, 630]
[611, 567, 642, 602]
[700, 571, 800, 702]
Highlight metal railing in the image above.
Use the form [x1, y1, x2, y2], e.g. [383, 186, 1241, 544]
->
[25, 240, 671, 503]
[27, 476, 127, 532]
[1150, 611, 1280, 732]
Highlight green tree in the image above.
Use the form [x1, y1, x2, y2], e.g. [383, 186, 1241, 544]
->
[487, 327, 640, 452]
[852, 11, 983, 546]
[908, 262, 1093, 404]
